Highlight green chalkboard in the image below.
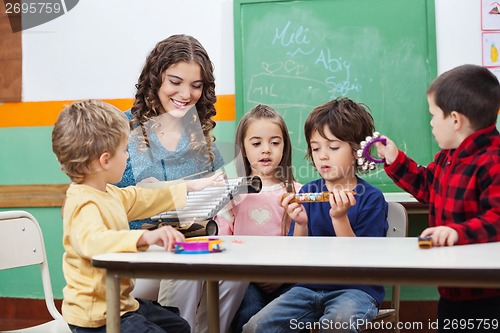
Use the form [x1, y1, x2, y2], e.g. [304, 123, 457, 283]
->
[234, 0, 439, 192]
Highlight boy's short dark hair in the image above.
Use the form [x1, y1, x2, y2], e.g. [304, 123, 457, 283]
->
[304, 97, 375, 172]
[427, 64, 500, 130]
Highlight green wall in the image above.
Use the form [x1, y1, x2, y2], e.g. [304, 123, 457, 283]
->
[0, 207, 65, 298]
[0, 121, 236, 299]
[0, 121, 440, 301]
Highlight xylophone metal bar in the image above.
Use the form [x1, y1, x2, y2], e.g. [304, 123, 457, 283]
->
[151, 176, 263, 237]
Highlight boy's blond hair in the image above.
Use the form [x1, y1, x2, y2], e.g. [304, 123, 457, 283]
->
[52, 99, 129, 183]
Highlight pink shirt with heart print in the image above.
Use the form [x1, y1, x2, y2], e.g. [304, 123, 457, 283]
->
[215, 182, 302, 236]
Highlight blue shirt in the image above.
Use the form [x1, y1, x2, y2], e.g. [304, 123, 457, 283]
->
[289, 177, 388, 306]
[116, 110, 224, 229]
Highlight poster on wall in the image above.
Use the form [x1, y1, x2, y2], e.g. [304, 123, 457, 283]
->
[482, 32, 500, 67]
[482, 0, 500, 30]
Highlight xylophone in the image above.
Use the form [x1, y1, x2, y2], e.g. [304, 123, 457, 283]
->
[150, 176, 262, 238]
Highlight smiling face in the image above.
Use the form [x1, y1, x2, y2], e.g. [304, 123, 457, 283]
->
[243, 118, 284, 183]
[158, 61, 204, 118]
[310, 126, 357, 188]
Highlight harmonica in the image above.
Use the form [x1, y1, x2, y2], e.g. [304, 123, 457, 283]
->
[281, 191, 356, 204]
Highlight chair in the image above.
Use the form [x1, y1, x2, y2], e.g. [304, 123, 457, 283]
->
[0, 210, 71, 333]
[130, 278, 161, 300]
[364, 202, 408, 333]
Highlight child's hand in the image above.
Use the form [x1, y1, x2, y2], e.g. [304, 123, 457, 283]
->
[139, 225, 186, 250]
[280, 193, 308, 225]
[374, 136, 398, 165]
[137, 177, 161, 187]
[329, 189, 356, 219]
[186, 172, 225, 192]
[420, 226, 459, 247]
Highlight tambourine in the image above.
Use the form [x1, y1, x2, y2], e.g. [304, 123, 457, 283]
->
[174, 238, 224, 254]
[356, 132, 387, 172]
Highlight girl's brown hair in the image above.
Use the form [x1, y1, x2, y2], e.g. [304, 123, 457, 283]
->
[131, 34, 217, 162]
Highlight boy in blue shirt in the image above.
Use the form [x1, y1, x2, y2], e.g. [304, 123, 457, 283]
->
[243, 97, 388, 333]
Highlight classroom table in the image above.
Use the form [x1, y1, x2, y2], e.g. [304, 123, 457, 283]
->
[91, 236, 500, 333]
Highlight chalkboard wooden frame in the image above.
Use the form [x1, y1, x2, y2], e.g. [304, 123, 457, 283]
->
[234, 0, 438, 192]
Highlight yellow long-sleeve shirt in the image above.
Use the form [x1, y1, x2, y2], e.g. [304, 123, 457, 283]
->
[61, 182, 186, 327]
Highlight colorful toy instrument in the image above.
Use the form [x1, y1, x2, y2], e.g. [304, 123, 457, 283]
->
[281, 191, 356, 204]
[418, 236, 433, 249]
[150, 176, 262, 237]
[174, 238, 223, 254]
[356, 131, 387, 172]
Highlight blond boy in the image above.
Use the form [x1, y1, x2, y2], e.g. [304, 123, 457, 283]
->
[52, 100, 222, 333]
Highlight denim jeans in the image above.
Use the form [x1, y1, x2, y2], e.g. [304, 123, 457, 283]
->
[68, 298, 190, 333]
[232, 283, 293, 333]
[242, 286, 378, 333]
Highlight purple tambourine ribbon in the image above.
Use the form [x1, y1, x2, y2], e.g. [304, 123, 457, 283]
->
[356, 132, 387, 172]
[362, 137, 387, 164]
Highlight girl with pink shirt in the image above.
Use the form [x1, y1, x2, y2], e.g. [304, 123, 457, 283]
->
[215, 104, 300, 332]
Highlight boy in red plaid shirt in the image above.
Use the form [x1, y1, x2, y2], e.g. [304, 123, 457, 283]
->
[376, 64, 500, 332]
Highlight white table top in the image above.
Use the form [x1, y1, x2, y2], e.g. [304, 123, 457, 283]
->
[383, 192, 418, 203]
[92, 236, 500, 288]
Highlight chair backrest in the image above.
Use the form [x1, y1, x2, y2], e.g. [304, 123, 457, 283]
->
[379, 202, 408, 333]
[0, 210, 63, 321]
[386, 202, 408, 238]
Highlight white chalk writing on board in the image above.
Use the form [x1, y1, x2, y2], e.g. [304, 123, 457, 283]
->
[236, 0, 438, 188]
[247, 20, 362, 149]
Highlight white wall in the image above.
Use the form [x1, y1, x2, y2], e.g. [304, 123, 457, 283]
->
[21, 0, 479, 102]
[22, 0, 234, 100]
[435, 0, 481, 73]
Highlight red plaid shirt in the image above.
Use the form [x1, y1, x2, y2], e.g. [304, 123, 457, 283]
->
[385, 124, 500, 301]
